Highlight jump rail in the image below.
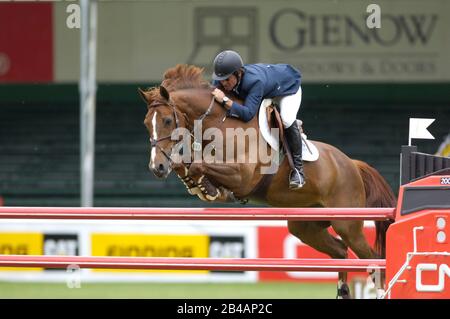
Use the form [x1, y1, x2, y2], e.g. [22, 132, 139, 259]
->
[0, 255, 386, 272]
[0, 207, 395, 221]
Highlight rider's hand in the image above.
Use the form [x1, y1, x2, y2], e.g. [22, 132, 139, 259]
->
[212, 88, 232, 110]
[212, 88, 225, 103]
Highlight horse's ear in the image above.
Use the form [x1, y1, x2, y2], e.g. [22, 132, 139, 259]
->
[138, 87, 149, 104]
[160, 86, 170, 101]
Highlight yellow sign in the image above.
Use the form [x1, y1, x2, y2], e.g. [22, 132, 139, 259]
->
[0, 233, 43, 271]
[436, 134, 450, 157]
[91, 233, 209, 273]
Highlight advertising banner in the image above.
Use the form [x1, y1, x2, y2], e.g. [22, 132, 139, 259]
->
[50, 0, 450, 83]
[0, 220, 256, 283]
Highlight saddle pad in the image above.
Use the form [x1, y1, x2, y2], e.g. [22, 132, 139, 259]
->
[258, 98, 319, 162]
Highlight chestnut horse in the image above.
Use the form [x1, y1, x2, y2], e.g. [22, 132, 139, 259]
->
[140, 64, 396, 298]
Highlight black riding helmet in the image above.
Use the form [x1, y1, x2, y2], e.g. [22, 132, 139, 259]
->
[212, 50, 244, 81]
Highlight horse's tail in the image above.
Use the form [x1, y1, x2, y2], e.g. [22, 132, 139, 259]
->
[354, 160, 396, 258]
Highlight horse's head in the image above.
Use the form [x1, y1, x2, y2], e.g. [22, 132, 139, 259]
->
[140, 86, 184, 178]
[140, 64, 233, 178]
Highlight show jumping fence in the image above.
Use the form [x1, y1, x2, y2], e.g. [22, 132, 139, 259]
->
[401, 145, 450, 184]
[0, 206, 391, 273]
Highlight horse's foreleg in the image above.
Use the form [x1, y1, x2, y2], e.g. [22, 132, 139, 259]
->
[188, 163, 243, 202]
[196, 163, 243, 190]
[177, 163, 215, 201]
[171, 162, 204, 197]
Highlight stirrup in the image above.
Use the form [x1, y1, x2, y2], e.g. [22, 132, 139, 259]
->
[289, 169, 305, 189]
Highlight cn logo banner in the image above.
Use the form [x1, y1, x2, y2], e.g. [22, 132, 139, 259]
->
[416, 263, 450, 292]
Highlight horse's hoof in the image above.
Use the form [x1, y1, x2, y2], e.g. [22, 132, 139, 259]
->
[336, 283, 351, 299]
[196, 191, 208, 202]
[177, 174, 198, 195]
[182, 183, 197, 195]
[376, 288, 386, 299]
[189, 187, 201, 196]
[198, 176, 219, 197]
[205, 192, 219, 201]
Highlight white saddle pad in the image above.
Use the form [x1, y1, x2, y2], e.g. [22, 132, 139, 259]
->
[258, 98, 319, 162]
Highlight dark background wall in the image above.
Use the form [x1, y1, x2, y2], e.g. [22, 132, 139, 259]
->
[0, 83, 448, 207]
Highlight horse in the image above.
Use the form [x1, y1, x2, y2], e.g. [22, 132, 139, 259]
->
[140, 64, 396, 298]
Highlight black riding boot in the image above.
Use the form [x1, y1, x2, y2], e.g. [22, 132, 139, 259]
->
[284, 122, 306, 189]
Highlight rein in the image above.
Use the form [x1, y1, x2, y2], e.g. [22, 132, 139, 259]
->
[197, 96, 216, 122]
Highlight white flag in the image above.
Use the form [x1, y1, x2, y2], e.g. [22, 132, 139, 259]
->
[409, 118, 435, 146]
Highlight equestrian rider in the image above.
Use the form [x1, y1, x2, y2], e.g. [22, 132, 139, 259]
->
[211, 50, 305, 189]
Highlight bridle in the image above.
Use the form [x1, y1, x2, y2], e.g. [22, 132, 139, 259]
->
[148, 100, 180, 145]
[147, 95, 217, 163]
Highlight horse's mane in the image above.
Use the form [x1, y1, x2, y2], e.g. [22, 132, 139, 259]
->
[162, 64, 212, 91]
[144, 64, 212, 101]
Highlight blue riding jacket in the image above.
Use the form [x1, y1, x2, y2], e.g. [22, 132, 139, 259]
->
[213, 63, 301, 122]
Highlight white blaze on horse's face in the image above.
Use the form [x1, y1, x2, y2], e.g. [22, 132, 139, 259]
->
[150, 111, 158, 169]
[146, 108, 172, 178]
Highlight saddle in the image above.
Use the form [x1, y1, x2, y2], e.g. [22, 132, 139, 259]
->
[258, 99, 319, 163]
[242, 100, 320, 202]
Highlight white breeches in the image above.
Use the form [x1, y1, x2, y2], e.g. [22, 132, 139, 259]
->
[279, 86, 302, 128]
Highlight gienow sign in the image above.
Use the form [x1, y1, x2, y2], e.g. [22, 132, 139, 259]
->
[51, 0, 450, 82]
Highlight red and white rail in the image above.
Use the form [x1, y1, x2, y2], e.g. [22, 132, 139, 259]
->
[0, 206, 395, 221]
[0, 255, 385, 272]
[0, 206, 391, 274]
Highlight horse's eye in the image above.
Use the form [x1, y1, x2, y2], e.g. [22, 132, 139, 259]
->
[163, 118, 173, 126]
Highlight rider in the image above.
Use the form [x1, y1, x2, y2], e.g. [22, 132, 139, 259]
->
[211, 50, 305, 189]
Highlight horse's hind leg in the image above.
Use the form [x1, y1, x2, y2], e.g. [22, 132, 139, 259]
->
[288, 221, 348, 258]
[287, 221, 351, 298]
[331, 221, 377, 259]
[331, 220, 385, 294]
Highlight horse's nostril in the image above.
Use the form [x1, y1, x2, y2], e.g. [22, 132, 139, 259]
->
[158, 163, 165, 172]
